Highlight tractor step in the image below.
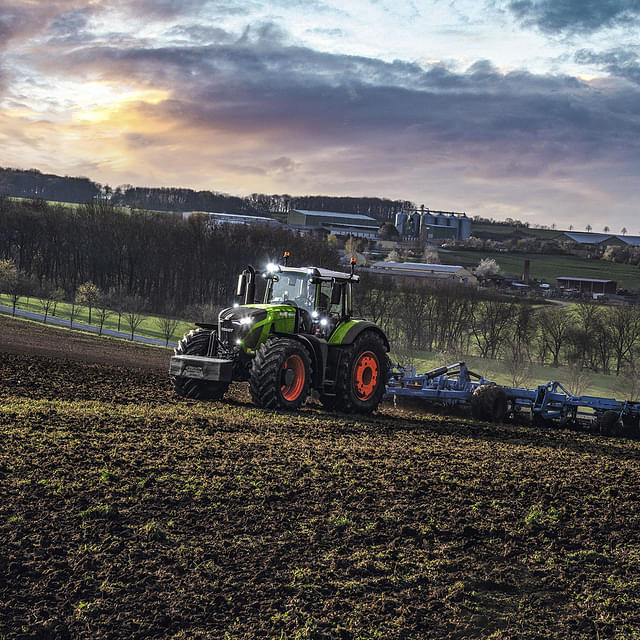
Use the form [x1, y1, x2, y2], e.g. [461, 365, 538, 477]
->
[170, 355, 233, 382]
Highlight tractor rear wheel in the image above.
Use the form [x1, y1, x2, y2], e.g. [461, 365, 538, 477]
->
[471, 385, 508, 422]
[331, 332, 389, 414]
[172, 329, 229, 400]
[249, 337, 312, 410]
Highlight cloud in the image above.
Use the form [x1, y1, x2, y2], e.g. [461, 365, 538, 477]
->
[4, 8, 640, 226]
[121, 0, 251, 20]
[507, 0, 640, 35]
[575, 47, 640, 85]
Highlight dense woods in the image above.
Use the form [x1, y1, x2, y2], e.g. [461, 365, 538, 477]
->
[0, 198, 338, 314]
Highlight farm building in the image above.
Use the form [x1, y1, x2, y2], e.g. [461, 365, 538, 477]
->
[287, 209, 379, 238]
[368, 261, 478, 285]
[183, 211, 282, 228]
[558, 232, 640, 253]
[556, 276, 617, 295]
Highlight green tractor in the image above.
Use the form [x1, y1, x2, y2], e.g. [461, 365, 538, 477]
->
[169, 253, 390, 413]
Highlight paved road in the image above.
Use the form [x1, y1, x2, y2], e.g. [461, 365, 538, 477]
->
[0, 305, 177, 348]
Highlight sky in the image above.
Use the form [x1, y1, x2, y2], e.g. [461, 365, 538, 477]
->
[0, 0, 639, 230]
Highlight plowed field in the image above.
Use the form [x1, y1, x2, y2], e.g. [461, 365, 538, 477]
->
[1, 315, 640, 639]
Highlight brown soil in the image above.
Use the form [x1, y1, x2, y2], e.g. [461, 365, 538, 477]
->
[1, 315, 640, 639]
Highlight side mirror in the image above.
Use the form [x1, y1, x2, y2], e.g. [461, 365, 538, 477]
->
[236, 273, 247, 297]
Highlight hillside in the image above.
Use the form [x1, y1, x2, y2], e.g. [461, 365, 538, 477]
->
[1, 316, 640, 639]
[440, 249, 640, 290]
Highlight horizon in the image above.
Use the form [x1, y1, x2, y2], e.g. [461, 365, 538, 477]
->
[1, 1, 639, 232]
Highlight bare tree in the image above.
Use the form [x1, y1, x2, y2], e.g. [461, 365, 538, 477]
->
[154, 313, 180, 347]
[566, 359, 593, 396]
[606, 305, 640, 375]
[37, 282, 62, 324]
[95, 290, 114, 336]
[122, 294, 147, 340]
[76, 281, 100, 325]
[471, 299, 517, 359]
[537, 307, 572, 367]
[0, 259, 31, 316]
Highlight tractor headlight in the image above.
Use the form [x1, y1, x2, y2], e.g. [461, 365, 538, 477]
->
[239, 316, 254, 326]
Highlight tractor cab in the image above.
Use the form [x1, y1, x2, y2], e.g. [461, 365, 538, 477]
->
[262, 264, 357, 339]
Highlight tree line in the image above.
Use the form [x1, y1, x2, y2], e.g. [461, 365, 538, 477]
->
[0, 166, 413, 222]
[0, 198, 339, 319]
[355, 274, 640, 380]
[0, 168, 100, 203]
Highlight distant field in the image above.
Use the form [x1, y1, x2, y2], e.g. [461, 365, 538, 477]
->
[396, 350, 635, 402]
[440, 249, 640, 290]
[470, 223, 562, 239]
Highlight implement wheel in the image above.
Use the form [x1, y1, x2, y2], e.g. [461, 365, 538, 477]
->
[249, 337, 312, 410]
[331, 332, 390, 414]
[471, 384, 508, 423]
[172, 329, 229, 401]
[598, 410, 621, 437]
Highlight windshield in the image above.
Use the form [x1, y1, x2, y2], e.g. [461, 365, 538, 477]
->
[268, 271, 316, 311]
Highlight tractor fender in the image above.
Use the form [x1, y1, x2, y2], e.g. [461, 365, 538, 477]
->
[337, 321, 390, 352]
[195, 322, 218, 331]
[272, 332, 328, 389]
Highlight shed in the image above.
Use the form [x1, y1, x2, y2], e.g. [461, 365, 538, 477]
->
[556, 277, 617, 295]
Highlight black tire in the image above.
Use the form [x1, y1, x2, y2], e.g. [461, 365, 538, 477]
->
[471, 384, 508, 422]
[249, 337, 312, 410]
[598, 410, 621, 436]
[331, 332, 390, 414]
[172, 329, 229, 401]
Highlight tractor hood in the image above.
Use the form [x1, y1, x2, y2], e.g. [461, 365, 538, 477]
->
[218, 304, 297, 353]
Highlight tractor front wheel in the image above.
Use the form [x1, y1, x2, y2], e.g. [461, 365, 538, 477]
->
[331, 332, 389, 414]
[172, 329, 229, 401]
[249, 337, 312, 410]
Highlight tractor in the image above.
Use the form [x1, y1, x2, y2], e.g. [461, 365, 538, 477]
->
[169, 253, 390, 413]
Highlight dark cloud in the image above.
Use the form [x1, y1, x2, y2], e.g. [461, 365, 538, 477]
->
[508, 0, 640, 34]
[48, 8, 91, 37]
[42, 33, 640, 182]
[575, 47, 640, 85]
[164, 24, 234, 44]
[0, 1, 103, 49]
[122, 0, 250, 20]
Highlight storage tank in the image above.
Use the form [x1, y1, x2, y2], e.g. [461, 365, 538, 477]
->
[410, 212, 421, 237]
[459, 216, 472, 240]
[420, 213, 436, 236]
[395, 211, 408, 236]
[435, 214, 448, 227]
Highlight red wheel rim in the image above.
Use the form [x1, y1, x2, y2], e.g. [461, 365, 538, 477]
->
[281, 354, 305, 401]
[352, 350, 379, 401]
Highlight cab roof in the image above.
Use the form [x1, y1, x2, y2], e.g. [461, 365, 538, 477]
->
[271, 266, 360, 282]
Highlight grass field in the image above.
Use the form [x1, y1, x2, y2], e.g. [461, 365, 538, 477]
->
[470, 223, 562, 239]
[2, 316, 640, 639]
[398, 350, 634, 401]
[440, 249, 640, 290]
[0, 294, 193, 343]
